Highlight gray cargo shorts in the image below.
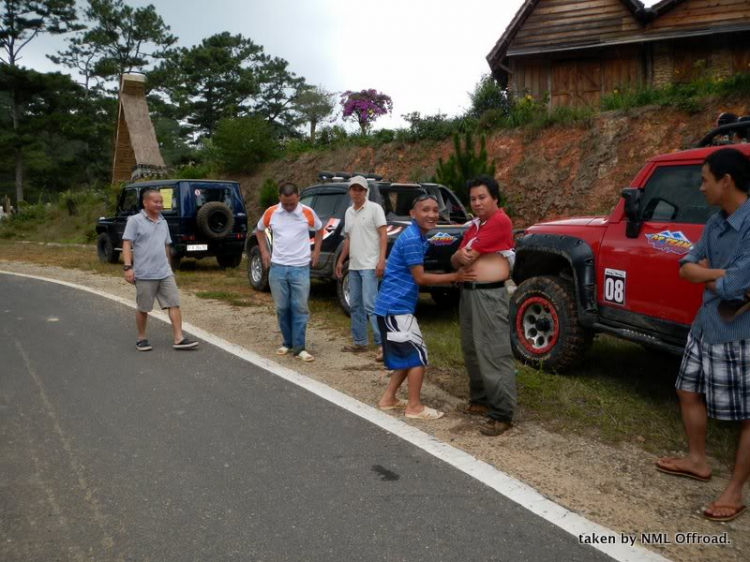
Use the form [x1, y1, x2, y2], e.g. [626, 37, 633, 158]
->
[135, 275, 180, 312]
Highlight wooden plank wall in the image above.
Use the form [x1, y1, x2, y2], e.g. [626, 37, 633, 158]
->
[651, 0, 750, 32]
[513, 49, 642, 107]
[508, 0, 641, 53]
[511, 59, 551, 99]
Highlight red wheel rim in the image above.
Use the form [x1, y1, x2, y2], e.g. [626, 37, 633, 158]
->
[515, 296, 560, 355]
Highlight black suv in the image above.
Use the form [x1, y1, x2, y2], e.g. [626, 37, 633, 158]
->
[246, 173, 472, 313]
[96, 179, 248, 269]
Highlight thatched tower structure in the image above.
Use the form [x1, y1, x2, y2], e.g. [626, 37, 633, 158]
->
[111, 74, 167, 184]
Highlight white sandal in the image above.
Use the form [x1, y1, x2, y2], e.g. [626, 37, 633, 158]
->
[296, 350, 315, 362]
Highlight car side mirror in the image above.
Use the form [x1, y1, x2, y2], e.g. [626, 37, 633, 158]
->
[621, 188, 642, 239]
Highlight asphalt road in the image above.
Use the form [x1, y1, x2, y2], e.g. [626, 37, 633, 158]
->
[0, 274, 616, 562]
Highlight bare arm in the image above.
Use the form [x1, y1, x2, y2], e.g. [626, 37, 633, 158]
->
[451, 247, 479, 269]
[376, 225, 387, 277]
[410, 265, 474, 286]
[256, 230, 270, 268]
[336, 237, 350, 279]
[123, 240, 135, 284]
[311, 229, 323, 267]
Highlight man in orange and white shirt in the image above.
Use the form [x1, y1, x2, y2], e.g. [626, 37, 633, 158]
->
[257, 183, 324, 362]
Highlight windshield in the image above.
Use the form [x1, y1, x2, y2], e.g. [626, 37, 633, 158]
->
[379, 187, 447, 219]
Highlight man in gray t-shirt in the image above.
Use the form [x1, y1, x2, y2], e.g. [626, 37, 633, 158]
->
[122, 188, 198, 352]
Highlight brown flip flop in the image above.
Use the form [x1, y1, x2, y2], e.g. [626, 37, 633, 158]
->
[703, 504, 746, 522]
[655, 459, 711, 482]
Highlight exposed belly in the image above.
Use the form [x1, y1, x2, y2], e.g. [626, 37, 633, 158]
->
[467, 253, 510, 283]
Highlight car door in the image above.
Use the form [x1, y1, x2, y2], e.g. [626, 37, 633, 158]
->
[597, 161, 717, 331]
[310, 188, 348, 271]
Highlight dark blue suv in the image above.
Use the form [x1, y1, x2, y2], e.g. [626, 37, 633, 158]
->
[96, 179, 248, 269]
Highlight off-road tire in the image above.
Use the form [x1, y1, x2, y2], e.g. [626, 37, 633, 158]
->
[509, 275, 593, 372]
[430, 287, 460, 308]
[217, 253, 242, 269]
[247, 245, 269, 291]
[96, 233, 118, 264]
[196, 202, 234, 240]
[336, 265, 351, 317]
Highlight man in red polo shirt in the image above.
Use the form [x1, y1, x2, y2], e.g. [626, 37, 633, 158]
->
[451, 175, 516, 436]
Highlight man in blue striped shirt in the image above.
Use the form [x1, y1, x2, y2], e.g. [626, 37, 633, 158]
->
[375, 194, 472, 420]
[656, 148, 750, 522]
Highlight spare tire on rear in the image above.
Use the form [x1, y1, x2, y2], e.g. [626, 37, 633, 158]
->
[196, 202, 234, 240]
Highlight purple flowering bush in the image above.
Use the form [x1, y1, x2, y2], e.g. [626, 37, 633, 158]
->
[340, 89, 393, 134]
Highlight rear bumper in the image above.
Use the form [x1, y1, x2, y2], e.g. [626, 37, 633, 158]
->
[172, 239, 245, 258]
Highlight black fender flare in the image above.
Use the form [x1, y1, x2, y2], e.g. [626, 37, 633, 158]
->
[512, 233, 597, 323]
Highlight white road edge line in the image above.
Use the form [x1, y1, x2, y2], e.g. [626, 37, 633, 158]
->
[1, 270, 670, 562]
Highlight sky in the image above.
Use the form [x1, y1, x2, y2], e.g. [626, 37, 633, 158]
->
[15, 0, 662, 130]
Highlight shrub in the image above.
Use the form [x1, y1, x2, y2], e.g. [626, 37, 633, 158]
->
[477, 108, 507, 131]
[258, 178, 278, 209]
[212, 116, 278, 173]
[469, 74, 509, 118]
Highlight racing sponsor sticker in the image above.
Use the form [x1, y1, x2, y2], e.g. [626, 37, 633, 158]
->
[645, 230, 693, 255]
[429, 232, 457, 246]
[604, 268, 626, 306]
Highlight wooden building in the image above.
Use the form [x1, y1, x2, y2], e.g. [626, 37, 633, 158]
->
[112, 74, 167, 184]
[487, 0, 750, 108]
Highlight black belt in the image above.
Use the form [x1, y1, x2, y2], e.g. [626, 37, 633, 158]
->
[462, 281, 505, 290]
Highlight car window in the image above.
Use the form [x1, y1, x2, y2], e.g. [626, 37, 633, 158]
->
[440, 187, 468, 221]
[313, 193, 346, 223]
[640, 165, 718, 224]
[119, 189, 139, 214]
[299, 193, 315, 208]
[194, 186, 232, 208]
[158, 187, 178, 214]
[380, 189, 423, 217]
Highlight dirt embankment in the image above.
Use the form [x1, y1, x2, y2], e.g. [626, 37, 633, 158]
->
[233, 102, 748, 225]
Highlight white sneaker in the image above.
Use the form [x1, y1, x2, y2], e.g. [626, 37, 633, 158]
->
[296, 350, 315, 362]
[276, 346, 290, 355]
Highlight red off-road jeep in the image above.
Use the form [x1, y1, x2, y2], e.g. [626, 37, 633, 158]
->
[510, 122, 750, 371]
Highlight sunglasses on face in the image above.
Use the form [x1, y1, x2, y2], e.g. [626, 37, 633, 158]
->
[411, 193, 438, 209]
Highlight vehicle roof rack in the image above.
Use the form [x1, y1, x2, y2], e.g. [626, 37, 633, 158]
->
[317, 171, 351, 182]
[696, 120, 750, 148]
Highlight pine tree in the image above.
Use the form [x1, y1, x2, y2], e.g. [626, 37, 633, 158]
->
[434, 131, 498, 205]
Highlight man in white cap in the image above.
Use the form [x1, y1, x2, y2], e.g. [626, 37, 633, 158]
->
[336, 175, 387, 360]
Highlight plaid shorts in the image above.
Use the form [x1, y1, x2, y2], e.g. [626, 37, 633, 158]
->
[676, 332, 750, 420]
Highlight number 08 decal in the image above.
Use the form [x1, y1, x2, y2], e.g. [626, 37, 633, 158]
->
[604, 268, 626, 306]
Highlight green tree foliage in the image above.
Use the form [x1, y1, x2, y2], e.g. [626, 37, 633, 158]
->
[0, 68, 114, 201]
[211, 116, 276, 173]
[294, 85, 335, 143]
[153, 32, 263, 139]
[53, 0, 176, 86]
[433, 131, 497, 204]
[469, 74, 508, 119]
[253, 55, 306, 137]
[258, 178, 278, 209]
[0, 0, 81, 202]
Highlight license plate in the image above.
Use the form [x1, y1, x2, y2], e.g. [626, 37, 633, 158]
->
[187, 244, 208, 252]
